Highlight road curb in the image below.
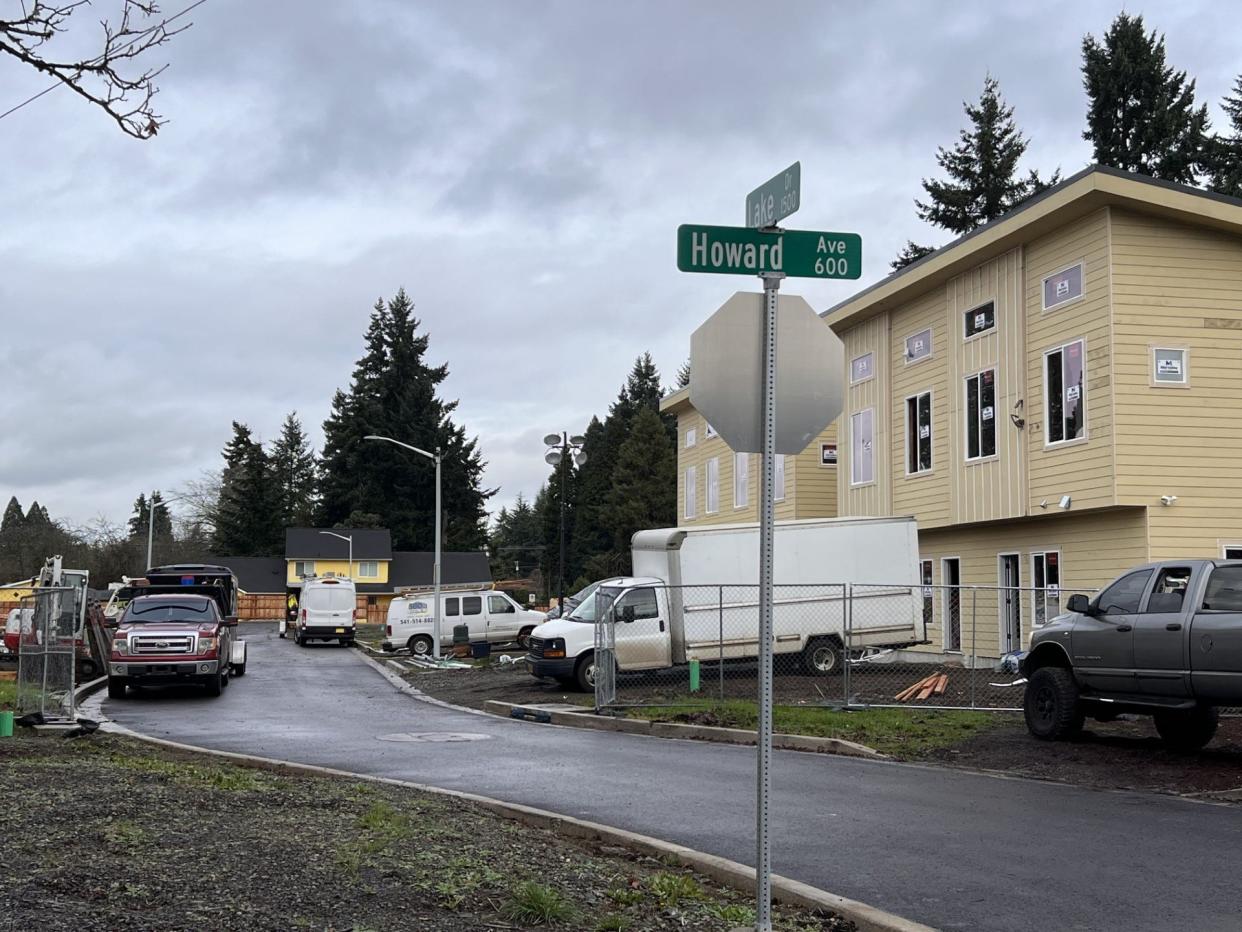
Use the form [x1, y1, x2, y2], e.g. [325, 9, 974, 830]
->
[89, 714, 932, 932]
[482, 700, 888, 759]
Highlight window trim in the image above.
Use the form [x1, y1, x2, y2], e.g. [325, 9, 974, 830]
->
[683, 465, 697, 520]
[685, 426, 697, 448]
[705, 457, 719, 514]
[1030, 549, 1062, 627]
[704, 421, 717, 439]
[904, 388, 934, 477]
[962, 299, 997, 341]
[1041, 260, 1085, 312]
[294, 561, 315, 577]
[919, 558, 934, 632]
[1220, 541, 1242, 561]
[963, 367, 998, 463]
[1043, 338, 1088, 449]
[733, 452, 750, 509]
[357, 560, 379, 578]
[1150, 344, 1190, 389]
[940, 556, 963, 653]
[996, 551, 1023, 654]
[849, 351, 875, 385]
[903, 327, 934, 366]
[849, 408, 876, 487]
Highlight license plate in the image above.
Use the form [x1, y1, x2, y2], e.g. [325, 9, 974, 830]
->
[335, 627, 345, 634]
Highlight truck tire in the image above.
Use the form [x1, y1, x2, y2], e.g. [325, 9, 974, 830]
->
[203, 670, 224, 697]
[517, 626, 536, 649]
[801, 638, 843, 676]
[1023, 667, 1084, 740]
[1154, 707, 1219, 752]
[574, 652, 597, 693]
[408, 635, 434, 657]
[231, 660, 247, 677]
[107, 677, 127, 700]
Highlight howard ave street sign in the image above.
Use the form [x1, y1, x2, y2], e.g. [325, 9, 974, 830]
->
[746, 161, 800, 228]
[677, 224, 862, 280]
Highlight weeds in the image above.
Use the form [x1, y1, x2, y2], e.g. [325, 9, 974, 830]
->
[594, 914, 632, 931]
[605, 885, 644, 907]
[649, 872, 704, 909]
[502, 881, 575, 925]
[103, 819, 147, 848]
[705, 902, 756, 924]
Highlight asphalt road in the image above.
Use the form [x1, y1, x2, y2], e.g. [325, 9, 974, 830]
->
[101, 625, 1242, 932]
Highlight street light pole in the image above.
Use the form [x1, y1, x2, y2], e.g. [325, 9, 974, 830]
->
[319, 531, 353, 578]
[363, 435, 443, 660]
[558, 440, 567, 613]
[543, 432, 587, 616]
[146, 489, 155, 571]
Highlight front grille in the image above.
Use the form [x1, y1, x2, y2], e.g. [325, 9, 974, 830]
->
[528, 637, 545, 658]
[131, 635, 195, 655]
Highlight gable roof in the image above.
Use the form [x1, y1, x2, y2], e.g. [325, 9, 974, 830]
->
[285, 527, 392, 560]
[826, 165, 1242, 330]
[201, 556, 286, 594]
[389, 551, 492, 590]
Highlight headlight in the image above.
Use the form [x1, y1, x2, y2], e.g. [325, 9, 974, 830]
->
[198, 637, 219, 654]
[544, 637, 566, 658]
[112, 639, 130, 655]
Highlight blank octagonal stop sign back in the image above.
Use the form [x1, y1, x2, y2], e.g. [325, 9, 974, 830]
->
[689, 292, 844, 455]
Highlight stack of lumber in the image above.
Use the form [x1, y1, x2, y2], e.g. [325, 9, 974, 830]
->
[894, 672, 949, 702]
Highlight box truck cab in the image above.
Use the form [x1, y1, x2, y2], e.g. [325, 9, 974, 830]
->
[292, 576, 359, 646]
[382, 588, 547, 656]
[526, 517, 926, 691]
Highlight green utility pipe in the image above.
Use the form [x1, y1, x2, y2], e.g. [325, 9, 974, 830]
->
[689, 658, 700, 692]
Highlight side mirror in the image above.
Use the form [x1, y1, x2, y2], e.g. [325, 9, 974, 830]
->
[1066, 594, 1092, 615]
[103, 617, 119, 629]
[224, 615, 239, 627]
[620, 605, 636, 624]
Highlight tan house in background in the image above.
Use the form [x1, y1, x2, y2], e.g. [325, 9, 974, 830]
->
[665, 165, 1242, 658]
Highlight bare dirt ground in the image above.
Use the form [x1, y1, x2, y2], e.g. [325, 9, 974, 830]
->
[397, 658, 1242, 801]
[0, 732, 851, 932]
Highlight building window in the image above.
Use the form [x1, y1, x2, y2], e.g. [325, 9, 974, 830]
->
[850, 352, 874, 384]
[684, 466, 697, 519]
[820, 442, 837, 466]
[1152, 347, 1187, 386]
[942, 558, 961, 651]
[906, 391, 932, 475]
[1042, 262, 1084, 311]
[1223, 546, 1242, 561]
[1032, 551, 1061, 626]
[920, 559, 933, 629]
[685, 426, 697, 448]
[294, 561, 314, 577]
[706, 457, 719, 514]
[850, 409, 874, 485]
[357, 561, 378, 578]
[964, 301, 995, 339]
[734, 452, 749, 508]
[904, 328, 932, 363]
[774, 455, 786, 502]
[1045, 340, 1085, 445]
[704, 422, 717, 438]
[965, 368, 997, 460]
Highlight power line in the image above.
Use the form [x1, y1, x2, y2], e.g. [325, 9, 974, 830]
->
[0, 0, 208, 124]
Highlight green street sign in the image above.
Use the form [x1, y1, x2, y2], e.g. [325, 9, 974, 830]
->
[746, 161, 800, 228]
[677, 224, 862, 280]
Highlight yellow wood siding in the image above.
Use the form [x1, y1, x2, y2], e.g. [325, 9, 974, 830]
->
[917, 507, 1147, 657]
[1110, 208, 1242, 558]
[792, 422, 839, 518]
[1024, 209, 1115, 511]
[286, 559, 388, 584]
[839, 315, 890, 516]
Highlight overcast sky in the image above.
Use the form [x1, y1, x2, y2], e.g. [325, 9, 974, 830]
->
[1, 0, 1238, 533]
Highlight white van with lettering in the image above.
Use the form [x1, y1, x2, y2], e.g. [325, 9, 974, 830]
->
[382, 588, 546, 656]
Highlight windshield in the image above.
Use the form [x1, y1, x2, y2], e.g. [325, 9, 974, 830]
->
[122, 600, 213, 624]
[567, 580, 602, 606]
[304, 586, 355, 612]
[567, 585, 619, 623]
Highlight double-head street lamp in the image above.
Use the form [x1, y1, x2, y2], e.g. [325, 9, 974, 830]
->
[145, 490, 189, 571]
[543, 432, 587, 615]
[319, 530, 353, 577]
[364, 435, 442, 660]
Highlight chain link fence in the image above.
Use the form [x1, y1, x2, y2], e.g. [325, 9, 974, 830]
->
[594, 581, 1095, 713]
[15, 587, 79, 722]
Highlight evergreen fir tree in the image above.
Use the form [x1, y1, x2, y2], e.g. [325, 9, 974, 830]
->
[917, 75, 1058, 235]
[891, 241, 936, 271]
[675, 358, 690, 389]
[538, 455, 577, 599]
[270, 412, 318, 528]
[1207, 76, 1242, 197]
[1081, 13, 1208, 183]
[602, 407, 676, 575]
[213, 422, 281, 556]
[2, 497, 25, 533]
[127, 492, 172, 541]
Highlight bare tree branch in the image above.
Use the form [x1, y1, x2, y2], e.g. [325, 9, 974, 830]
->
[0, 0, 200, 139]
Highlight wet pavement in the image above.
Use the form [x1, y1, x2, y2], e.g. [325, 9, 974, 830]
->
[100, 624, 1242, 932]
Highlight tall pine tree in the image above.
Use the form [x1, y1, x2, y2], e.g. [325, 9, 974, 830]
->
[318, 289, 493, 550]
[1081, 13, 1208, 184]
[916, 75, 1057, 236]
[127, 491, 172, 541]
[213, 422, 281, 556]
[603, 407, 676, 575]
[1207, 75, 1242, 197]
[270, 412, 318, 528]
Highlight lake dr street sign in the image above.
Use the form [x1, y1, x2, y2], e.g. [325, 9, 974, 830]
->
[746, 161, 800, 228]
[677, 224, 862, 280]
[689, 292, 845, 455]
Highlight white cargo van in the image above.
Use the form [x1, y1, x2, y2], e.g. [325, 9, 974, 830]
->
[382, 587, 546, 656]
[291, 576, 358, 646]
[526, 516, 925, 690]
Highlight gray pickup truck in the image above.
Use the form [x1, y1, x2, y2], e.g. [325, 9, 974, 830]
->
[1023, 559, 1242, 750]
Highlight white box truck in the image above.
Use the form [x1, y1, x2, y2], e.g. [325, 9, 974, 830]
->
[526, 516, 925, 691]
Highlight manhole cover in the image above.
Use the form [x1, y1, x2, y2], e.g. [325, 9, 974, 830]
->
[375, 732, 492, 743]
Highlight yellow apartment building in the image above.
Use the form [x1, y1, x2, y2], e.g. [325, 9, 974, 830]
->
[665, 165, 1242, 658]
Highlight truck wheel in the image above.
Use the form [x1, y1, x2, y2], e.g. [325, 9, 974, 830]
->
[231, 661, 247, 677]
[203, 670, 224, 697]
[107, 677, 127, 700]
[801, 638, 843, 676]
[517, 626, 536, 649]
[1023, 667, 1084, 741]
[1154, 707, 1219, 752]
[574, 652, 597, 692]
[408, 635, 434, 657]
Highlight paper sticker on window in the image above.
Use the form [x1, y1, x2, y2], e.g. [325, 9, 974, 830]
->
[1157, 358, 1182, 375]
[1066, 385, 1080, 402]
[1056, 280, 1069, 298]
[1047, 585, 1060, 600]
[919, 424, 930, 439]
[820, 443, 837, 465]
[922, 587, 933, 598]
[1044, 264, 1084, 309]
[981, 406, 994, 421]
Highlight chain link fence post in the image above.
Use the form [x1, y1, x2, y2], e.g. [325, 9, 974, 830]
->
[718, 585, 725, 702]
[843, 583, 852, 708]
[969, 587, 978, 711]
